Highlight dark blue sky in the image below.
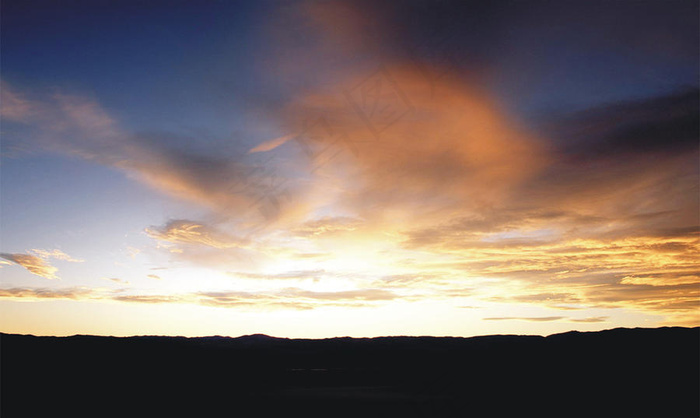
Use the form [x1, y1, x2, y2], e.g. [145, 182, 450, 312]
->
[4, 0, 697, 131]
[2, 0, 275, 138]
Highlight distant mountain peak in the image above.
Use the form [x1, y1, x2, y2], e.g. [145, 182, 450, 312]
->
[237, 333, 278, 340]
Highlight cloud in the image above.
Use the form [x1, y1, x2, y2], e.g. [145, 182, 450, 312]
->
[0, 248, 84, 280]
[104, 278, 130, 285]
[228, 270, 325, 281]
[501, 292, 583, 305]
[144, 219, 262, 270]
[619, 274, 700, 287]
[196, 287, 399, 305]
[482, 316, 609, 323]
[279, 66, 547, 220]
[569, 316, 608, 323]
[483, 316, 566, 322]
[378, 89, 699, 325]
[0, 81, 36, 122]
[583, 282, 700, 312]
[248, 134, 296, 153]
[289, 252, 332, 259]
[280, 287, 398, 301]
[262, 0, 699, 326]
[29, 249, 84, 263]
[0, 287, 175, 304]
[194, 291, 315, 310]
[0, 253, 59, 280]
[126, 246, 141, 259]
[552, 88, 699, 160]
[117, 142, 268, 218]
[245, 67, 697, 324]
[112, 295, 181, 304]
[0, 286, 399, 310]
[433, 236, 700, 313]
[145, 220, 248, 249]
[291, 217, 362, 237]
[1, 82, 299, 227]
[147, 275, 161, 280]
[193, 287, 400, 309]
[0, 287, 93, 299]
[373, 272, 448, 289]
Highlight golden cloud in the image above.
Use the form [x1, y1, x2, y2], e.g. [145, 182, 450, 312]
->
[0, 287, 93, 299]
[29, 249, 84, 263]
[0, 286, 400, 311]
[145, 220, 248, 249]
[0, 253, 59, 280]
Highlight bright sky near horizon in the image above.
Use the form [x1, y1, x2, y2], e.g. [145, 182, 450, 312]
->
[1, 0, 698, 338]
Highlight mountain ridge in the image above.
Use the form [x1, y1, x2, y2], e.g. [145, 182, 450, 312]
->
[2, 326, 698, 418]
[3, 325, 693, 340]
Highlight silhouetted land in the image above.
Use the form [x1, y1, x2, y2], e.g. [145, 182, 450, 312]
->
[2, 327, 698, 417]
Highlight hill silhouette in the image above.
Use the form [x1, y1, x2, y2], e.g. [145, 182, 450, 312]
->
[2, 327, 698, 417]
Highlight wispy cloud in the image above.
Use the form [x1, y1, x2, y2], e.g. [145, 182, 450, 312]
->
[143, 219, 262, 270]
[126, 246, 141, 259]
[569, 316, 608, 323]
[228, 270, 325, 281]
[112, 294, 180, 304]
[0, 81, 36, 122]
[483, 316, 566, 322]
[280, 287, 398, 301]
[482, 316, 609, 323]
[0, 287, 93, 299]
[291, 217, 362, 237]
[29, 249, 84, 263]
[104, 278, 130, 285]
[0, 286, 400, 310]
[145, 220, 248, 249]
[0, 248, 83, 280]
[0, 253, 59, 280]
[248, 133, 297, 153]
[1, 82, 295, 227]
[193, 287, 399, 309]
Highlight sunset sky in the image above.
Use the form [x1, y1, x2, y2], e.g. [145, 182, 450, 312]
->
[1, 0, 698, 338]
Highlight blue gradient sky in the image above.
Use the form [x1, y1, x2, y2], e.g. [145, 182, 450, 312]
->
[1, 0, 698, 337]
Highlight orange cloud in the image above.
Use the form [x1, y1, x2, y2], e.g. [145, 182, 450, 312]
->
[483, 316, 565, 322]
[29, 249, 84, 263]
[273, 66, 548, 221]
[247, 61, 697, 324]
[0, 286, 400, 311]
[145, 220, 248, 249]
[483, 316, 609, 323]
[248, 134, 297, 153]
[0, 249, 84, 280]
[104, 278, 130, 285]
[0, 287, 93, 300]
[0, 253, 59, 280]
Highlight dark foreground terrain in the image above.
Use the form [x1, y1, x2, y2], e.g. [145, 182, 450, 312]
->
[2, 327, 698, 417]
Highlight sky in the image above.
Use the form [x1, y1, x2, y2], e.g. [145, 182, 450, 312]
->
[1, 0, 698, 338]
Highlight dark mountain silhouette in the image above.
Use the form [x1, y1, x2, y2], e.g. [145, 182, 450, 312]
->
[2, 327, 698, 417]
